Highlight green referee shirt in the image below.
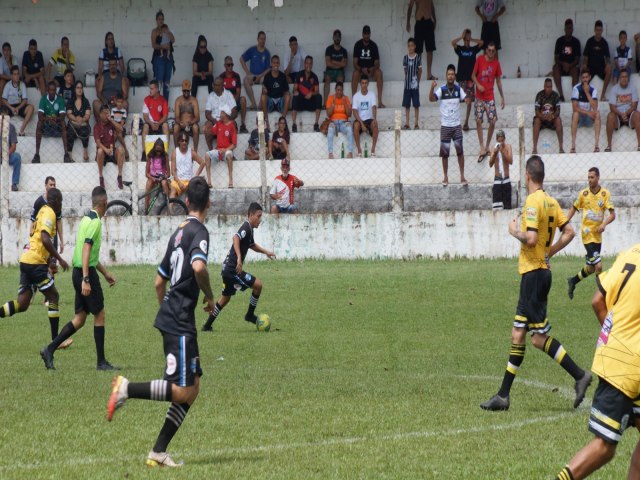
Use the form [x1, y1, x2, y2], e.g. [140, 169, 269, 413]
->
[38, 93, 66, 117]
[72, 210, 102, 268]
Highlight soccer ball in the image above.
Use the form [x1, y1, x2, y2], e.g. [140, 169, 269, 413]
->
[256, 313, 271, 332]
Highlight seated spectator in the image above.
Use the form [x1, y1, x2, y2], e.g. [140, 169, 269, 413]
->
[292, 56, 322, 132]
[488, 129, 512, 210]
[245, 117, 270, 160]
[98, 32, 125, 76]
[0, 107, 21, 191]
[93, 58, 129, 119]
[33, 81, 70, 164]
[145, 138, 171, 211]
[203, 77, 237, 151]
[66, 80, 91, 162]
[270, 158, 303, 214]
[571, 68, 601, 153]
[352, 75, 379, 157]
[22, 39, 46, 95]
[191, 35, 214, 96]
[141, 80, 169, 156]
[532, 78, 563, 154]
[552, 18, 580, 102]
[261, 56, 290, 129]
[47, 36, 75, 88]
[205, 105, 237, 188]
[352, 25, 385, 107]
[170, 131, 206, 199]
[174, 79, 200, 152]
[612, 30, 633, 86]
[219, 56, 248, 133]
[269, 116, 290, 161]
[1, 65, 34, 136]
[151, 9, 175, 101]
[110, 93, 129, 160]
[284, 36, 308, 84]
[240, 31, 271, 110]
[583, 20, 612, 101]
[326, 81, 354, 158]
[323, 29, 348, 105]
[94, 105, 125, 189]
[605, 70, 639, 152]
[0, 42, 19, 94]
[57, 69, 75, 105]
[452, 29, 483, 131]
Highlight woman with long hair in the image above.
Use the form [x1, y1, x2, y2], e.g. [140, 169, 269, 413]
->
[98, 32, 125, 75]
[66, 80, 91, 162]
[145, 138, 170, 211]
[269, 116, 291, 161]
[191, 35, 214, 96]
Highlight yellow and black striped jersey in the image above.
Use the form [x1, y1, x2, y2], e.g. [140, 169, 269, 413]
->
[573, 187, 614, 244]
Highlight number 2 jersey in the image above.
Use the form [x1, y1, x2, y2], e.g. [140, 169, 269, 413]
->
[155, 216, 209, 336]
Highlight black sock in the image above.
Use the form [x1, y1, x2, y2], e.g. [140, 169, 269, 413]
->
[94, 326, 105, 364]
[572, 266, 592, 284]
[153, 403, 191, 453]
[128, 379, 172, 401]
[497, 343, 526, 398]
[48, 321, 77, 353]
[0, 300, 19, 318]
[556, 465, 574, 480]
[204, 303, 223, 328]
[544, 337, 584, 380]
[246, 293, 260, 319]
[48, 302, 60, 340]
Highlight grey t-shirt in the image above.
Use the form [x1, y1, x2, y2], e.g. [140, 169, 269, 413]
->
[608, 83, 638, 114]
[2, 80, 27, 105]
[477, 0, 504, 18]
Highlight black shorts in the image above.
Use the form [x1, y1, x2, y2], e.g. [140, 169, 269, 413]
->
[492, 177, 512, 210]
[514, 268, 552, 334]
[358, 119, 375, 134]
[292, 94, 322, 112]
[585, 242, 602, 266]
[481, 21, 501, 50]
[73, 267, 104, 315]
[161, 331, 202, 387]
[19, 263, 54, 294]
[533, 118, 556, 130]
[589, 377, 640, 444]
[414, 18, 436, 53]
[221, 271, 256, 297]
[9, 104, 29, 118]
[146, 124, 165, 135]
[41, 120, 63, 137]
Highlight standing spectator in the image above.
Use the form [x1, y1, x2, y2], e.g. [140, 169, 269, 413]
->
[452, 29, 483, 131]
[144, 138, 170, 211]
[475, 0, 505, 57]
[203, 77, 237, 151]
[323, 30, 348, 105]
[270, 158, 303, 214]
[570, 68, 601, 153]
[245, 118, 269, 160]
[34, 81, 70, 164]
[170, 132, 206, 199]
[352, 75, 379, 157]
[291, 56, 322, 133]
[22, 39, 46, 95]
[605, 70, 639, 152]
[402, 38, 422, 130]
[532, 78, 563, 154]
[98, 32, 125, 76]
[142, 80, 170, 156]
[219, 56, 248, 133]
[205, 105, 237, 188]
[93, 59, 129, 119]
[612, 30, 633, 86]
[260, 56, 290, 129]
[552, 19, 581, 102]
[471, 42, 504, 161]
[0, 109, 21, 191]
[58, 69, 75, 106]
[352, 26, 385, 107]
[406, 0, 437, 81]
[326, 82, 354, 159]
[283, 36, 308, 84]
[429, 65, 470, 186]
[488, 130, 512, 210]
[150, 9, 175, 101]
[110, 93, 129, 161]
[174, 80, 200, 153]
[583, 20, 612, 101]
[269, 116, 290, 161]
[240, 31, 271, 110]
[635, 31, 640, 72]
[46, 36, 75, 88]
[191, 35, 214, 96]
[2, 65, 34, 136]
[66, 80, 91, 163]
[0, 42, 18, 94]
[94, 105, 125, 189]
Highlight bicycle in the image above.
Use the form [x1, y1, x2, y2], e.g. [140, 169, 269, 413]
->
[105, 176, 188, 217]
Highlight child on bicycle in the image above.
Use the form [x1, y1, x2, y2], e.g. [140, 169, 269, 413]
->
[145, 138, 170, 211]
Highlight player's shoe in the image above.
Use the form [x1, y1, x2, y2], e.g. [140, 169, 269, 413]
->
[245, 314, 257, 324]
[480, 394, 510, 411]
[574, 371, 592, 408]
[567, 277, 577, 300]
[40, 346, 55, 370]
[202, 314, 214, 332]
[56, 338, 73, 350]
[106, 375, 129, 421]
[97, 360, 121, 371]
[146, 451, 183, 468]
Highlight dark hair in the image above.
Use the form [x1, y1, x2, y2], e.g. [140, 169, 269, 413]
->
[271, 55, 280, 62]
[335, 81, 344, 89]
[526, 155, 545, 183]
[289, 36, 297, 43]
[194, 35, 207, 57]
[544, 77, 552, 84]
[277, 115, 289, 134]
[47, 188, 62, 207]
[2, 42, 10, 50]
[407, 37, 416, 45]
[99, 104, 110, 112]
[10, 65, 19, 74]
[304, 55, 313, 63]
[447, 64, 456, 72]
[360, 74, 369, 82]
[186, 177, 210, 213]
[47, 80, 57, 89]
[248, 202, 263, 216]
[104, 31, 114, 48]
[92, 186, 107, 206]
[151, 138, 168, 172]
[581, 67, 591, 76]
[487, 41, 496, 49]
[61, 36, 69, 45]
[71, 80, 86, 103]
[257, 31, 266, 38]
[224, 55, 233, 62]
[620, 30, 627, 37]
[29, 39, 37, 47]
[45, 176, 56, 184]
[63, 68, 74, 76]
[595, 20, 603, 28]
[156, 9, 164, 20]
[588, 167, 600, 177]
[177, 131, 189, 144]
[150, 79, 159, 88]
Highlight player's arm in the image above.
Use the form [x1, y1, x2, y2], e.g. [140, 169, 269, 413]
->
[96, 261, 116, 287]
[233, 235, 243, 273]
[250, 243, 276, 259]
[565, 205, 577, 223]
[193, 259, 214, 312]
[155, 274, 168, 305]
[549, 222, 575, 258]
[81, 242, 92, 295]
[509, 219, 538, 247]
[592, 283, 607, 326]
[598, 208, 616, 232]
[41, 230, 68, 270]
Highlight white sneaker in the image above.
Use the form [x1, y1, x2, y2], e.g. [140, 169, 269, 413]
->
[146, 451, 183, 468]
[106, 375, 128, 421]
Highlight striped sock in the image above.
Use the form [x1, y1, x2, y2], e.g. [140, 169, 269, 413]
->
[497, 343, 526, 397]
[0, 300, 19, 318]
[127, 379, 172, 401]
[203, 303, 223, 329]
[48, 302, 60, 340]
[544, 337, 583, 380]
[153, 403, 191, 453]
[577, 266, 592, 281]
[556, 465, 574, 480]
[246, 293, 260, 318]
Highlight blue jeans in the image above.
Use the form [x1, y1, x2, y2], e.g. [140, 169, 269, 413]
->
[152, 55, 172, 100]
[8, 152, 21, 186]
[327, 120, 354, 155]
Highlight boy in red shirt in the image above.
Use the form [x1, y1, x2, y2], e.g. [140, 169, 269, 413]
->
[205, 105, 237, 188]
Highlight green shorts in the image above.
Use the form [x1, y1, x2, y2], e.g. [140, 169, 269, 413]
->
[324, 68, 345, 82]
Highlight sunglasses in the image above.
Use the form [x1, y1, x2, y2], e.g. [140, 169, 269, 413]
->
[182, 90, 190, 94]
[225, 63, 233, 67]
[179, 138, 187, 143]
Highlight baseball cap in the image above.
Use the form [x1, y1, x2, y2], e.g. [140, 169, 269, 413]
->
[281, 158, 290, 167]
[182, 79, 191, 90]
[220, 104, 232, 117]
[565, 18, 573, 25]
[363, 25, 371, 34]
[496, 129, 506, 138]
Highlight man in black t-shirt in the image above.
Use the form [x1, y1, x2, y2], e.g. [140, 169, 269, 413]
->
[202, 202, 276, 331]
[583, 20, 612, 100]
[22, 39, 46, 95]
[352, 25, 385, 108]
[260, 55, 290, 128]
[106, 177, 215, 469]
[324, 29, 348, 104]
[451, 29, 483, 131]
[553, 19, 581, 102]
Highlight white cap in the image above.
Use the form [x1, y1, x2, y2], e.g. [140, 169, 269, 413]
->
[220, 105, 232, 117]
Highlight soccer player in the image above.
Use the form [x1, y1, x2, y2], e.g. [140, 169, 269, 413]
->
[40, 186, 119, 371]
[566, 167, 615, 300]
[480, 155, 592, 411]
[106, 177, 214, 468]
[202, 202, 276, 331]
[555, 244, 640, 480]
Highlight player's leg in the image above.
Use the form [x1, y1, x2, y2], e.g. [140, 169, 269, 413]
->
[568, 244, 600, 298]
[0, 286, 33, 318]
[202, 279, 233, 331]
[41, 283, 61, 340]
[556, 437, 616, 480]
[93, 308, 118, 370]
[245, 276, 263, 324]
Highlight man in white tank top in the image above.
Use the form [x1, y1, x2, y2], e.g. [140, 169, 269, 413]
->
[170, 132, 207, 198]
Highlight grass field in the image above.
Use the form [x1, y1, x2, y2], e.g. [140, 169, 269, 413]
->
[0, 257, 634, 479]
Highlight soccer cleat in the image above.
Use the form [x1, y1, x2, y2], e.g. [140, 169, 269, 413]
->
[56, 338, 73, 350]
[40, 347, 55, 370]
[146, 451, 182, 468]
[97, 360, 121, 371]
[106, 375, 129, 421]
[480, 394, 510, 411]
[245, 314, 257, 324]
[567, 277, 576, 300]
[574, 371, 592, 408]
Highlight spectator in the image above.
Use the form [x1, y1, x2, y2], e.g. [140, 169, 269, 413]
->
[94, 104, 124, 189]
[98, 32, 125, 76]
[203, 77, 237, 151]
[452, 29, 483, 131]
[475, 0, 505, 58]
[245, 117, 269, 160]
[532, 78, 563, 154]
[150, 9, 175, 100]
[636, 31, 640, 72]
[270, 158, 303, 214]
[141, 80, 170, 157]
[326, 81, 354, 159]
[33, 81, 70, 164]
[205, 105, 237, 188]
[0, 42, 18, 94]
[170, 131, 206, 199]
[352, 25, 385, 108]
[612, 30, 633, 86]
[570, 68, 601, 153]
[46, 36, 75, 88]
[261, 56, 290, 129]
[22, 39, 46, 95]
[488, 129, 512, 210]
[191, 35, 214, 96]
[552, 18, 581, 102]
[219, 56, 248, 133]
[145, 138, 170, 211]
[323, 29, 348, 105]
[429, 64, 470, 186]
[66, 80, 91, 162]
[406, 0, 437, 81]
[2, 65, 34, 136]
[269, 116, 290, 161]
[57, 69, 75, 106]
[291, 56, 322, 133]
[283, 36, 308, 84]
[240, 31, 271, 110]
[471, 41, 504, 162]
[93, 58, 129, 119]
[352, 75, 379, 157]
[0, 109, 21, 191]
[583, 20, 612, 101]
[403, 37, 422, 130]
[174, 79, 200, 152]
[605, 70, 639, 152]
[110, 93, 129, 161]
